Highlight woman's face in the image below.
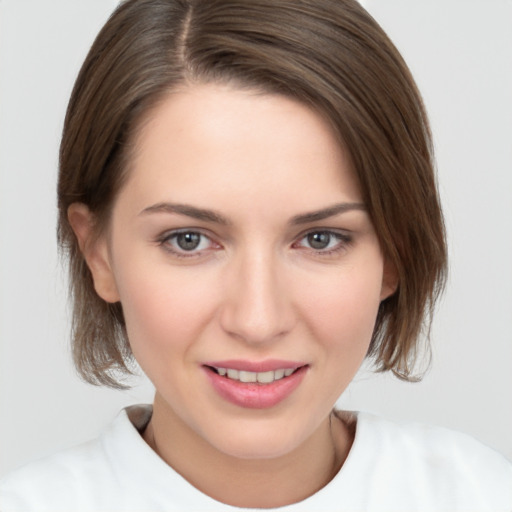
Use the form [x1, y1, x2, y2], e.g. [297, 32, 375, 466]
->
[86, 83, 395, 459]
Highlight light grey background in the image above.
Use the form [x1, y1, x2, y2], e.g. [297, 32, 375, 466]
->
[1, 0, 511, 476]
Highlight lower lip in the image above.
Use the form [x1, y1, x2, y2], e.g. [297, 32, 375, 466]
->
[203, 366, 308, 409]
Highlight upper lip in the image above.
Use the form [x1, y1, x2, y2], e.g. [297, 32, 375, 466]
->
[203, 359, 307, 372]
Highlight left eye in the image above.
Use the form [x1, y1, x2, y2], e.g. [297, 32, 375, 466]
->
[163, 231, 213, 253]
[297, 231, 348, 251]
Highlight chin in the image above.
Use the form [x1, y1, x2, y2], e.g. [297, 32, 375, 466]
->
[199, 416, 310, 461]
[217, 435, 299, 460]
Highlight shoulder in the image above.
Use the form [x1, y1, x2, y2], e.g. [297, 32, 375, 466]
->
[343, 411, 512, 511]
[357, 412, 511, 468]
[0, 405, 155, 512]
[0, 436, 107, 511]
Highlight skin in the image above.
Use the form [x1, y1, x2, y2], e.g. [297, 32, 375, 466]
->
[69, 83, 397, 508]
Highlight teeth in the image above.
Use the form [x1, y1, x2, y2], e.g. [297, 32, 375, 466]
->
[274, 369, 285, 380]
[239, 371, 257, 383]
[227, 369, 239, 380]
[257, 370, 274, 384]
[214, 367, 298, 383]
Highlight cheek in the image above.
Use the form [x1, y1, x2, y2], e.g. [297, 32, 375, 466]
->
[300, 264, 384, 403]
[301, 262, 384, 353]
[113, 262, 218, 363]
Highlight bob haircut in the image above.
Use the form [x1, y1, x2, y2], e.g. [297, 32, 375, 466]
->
[58, 0, 447, 389]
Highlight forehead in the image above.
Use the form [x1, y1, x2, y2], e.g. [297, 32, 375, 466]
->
[121, 83, 362, 217]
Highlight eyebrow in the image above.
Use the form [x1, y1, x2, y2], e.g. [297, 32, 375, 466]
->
[139, 201, 366, 225]
[139, 202, 231, 225]
[290, 202, 366, 224]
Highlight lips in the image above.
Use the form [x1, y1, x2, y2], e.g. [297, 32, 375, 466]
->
[202, 360, 308, 409]
[212, 367, 296, 383]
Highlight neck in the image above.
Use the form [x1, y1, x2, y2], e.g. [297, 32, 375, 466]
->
[143, 394, 354, 508]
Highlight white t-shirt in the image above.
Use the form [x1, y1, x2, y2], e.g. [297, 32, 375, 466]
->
[1, 404, 511, 511]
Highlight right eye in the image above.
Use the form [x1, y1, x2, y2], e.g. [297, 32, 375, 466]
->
[159, 230, 218, 257]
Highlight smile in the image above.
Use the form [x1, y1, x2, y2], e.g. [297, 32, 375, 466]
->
[210, 367, 297, 384]
[203, 361, 308, 409]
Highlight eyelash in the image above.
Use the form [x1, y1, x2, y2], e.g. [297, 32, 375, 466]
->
[157, 229, 219, 259]
[156, 229, 352, 259]
[293, 230, 352, 256]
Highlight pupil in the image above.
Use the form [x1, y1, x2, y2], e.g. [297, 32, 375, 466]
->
[177, 232, 201, 251]
[308, 232, 330, 249]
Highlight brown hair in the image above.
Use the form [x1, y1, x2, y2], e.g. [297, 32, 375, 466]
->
[58, 0, 447, 388]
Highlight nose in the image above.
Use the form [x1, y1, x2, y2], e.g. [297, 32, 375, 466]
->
[219, 250, 295, 345]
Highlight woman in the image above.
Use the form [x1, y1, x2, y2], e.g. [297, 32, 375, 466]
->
[1, 0, 511, 510]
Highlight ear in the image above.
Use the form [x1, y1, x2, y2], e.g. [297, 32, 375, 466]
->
[380, 258, 398, 301]
[67, 203, 120, 303]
